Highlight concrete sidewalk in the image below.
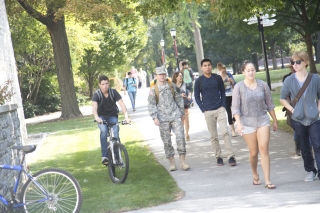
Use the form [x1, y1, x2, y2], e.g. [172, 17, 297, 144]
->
[26, 85, 320, 213]
[126, 87, 319, 213]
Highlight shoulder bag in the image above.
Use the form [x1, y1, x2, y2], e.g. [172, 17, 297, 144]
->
[286, 73, 312, 127]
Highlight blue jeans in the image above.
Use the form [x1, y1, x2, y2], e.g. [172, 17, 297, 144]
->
[98, 116, 119, 158]
[128, 91, 136, 110]
[291, 119, 320, 176]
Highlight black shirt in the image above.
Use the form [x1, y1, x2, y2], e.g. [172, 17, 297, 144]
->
[92, 89, 122, 117]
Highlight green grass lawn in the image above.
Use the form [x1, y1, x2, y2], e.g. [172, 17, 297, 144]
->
[27, 116, 181, 213]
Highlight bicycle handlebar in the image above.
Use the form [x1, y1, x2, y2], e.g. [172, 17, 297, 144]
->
[94, 120, 130, 125]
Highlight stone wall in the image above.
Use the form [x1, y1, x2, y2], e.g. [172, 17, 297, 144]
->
[0, 0, 26, 201]
[0, 0, 26, 136]
[0, 104, 22, 200]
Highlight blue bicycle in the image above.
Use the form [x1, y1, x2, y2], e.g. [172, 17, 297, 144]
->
[0, 145, 82, 212]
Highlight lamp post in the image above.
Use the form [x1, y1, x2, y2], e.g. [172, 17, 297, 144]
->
[244, 13, 276, 89]
[170, 28, 179, 71]
[143, 58, 150, 87]
[160, 39, 165, 66]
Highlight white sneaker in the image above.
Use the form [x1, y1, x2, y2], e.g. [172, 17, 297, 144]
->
[304, 172, 316, 182]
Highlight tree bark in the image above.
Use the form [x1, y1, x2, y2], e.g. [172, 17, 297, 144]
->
[46, 17, 82, 118]
[316, 31, 320, 64]
[191, 19, 204, 75]
[305, 33, 317, 73]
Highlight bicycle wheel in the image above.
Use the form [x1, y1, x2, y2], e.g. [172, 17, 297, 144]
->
[108, 143, 129, 183]
[20, 168, 82, 213]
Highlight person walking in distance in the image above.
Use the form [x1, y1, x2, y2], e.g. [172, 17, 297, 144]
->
[172, 72, 192, 141]
[232, 61, 278, 189]
[180, 61, 194, 99]
[280, 51, 320, 182]
[148, 67, 190, 171]
[92, 75, 131, 165]
[194, 58, 236, 166]
[123, 72, 138, 111]
[217, 62, 237, 137]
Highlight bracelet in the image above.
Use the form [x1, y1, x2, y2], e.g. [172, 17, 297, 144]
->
[290, 108, 294, 112]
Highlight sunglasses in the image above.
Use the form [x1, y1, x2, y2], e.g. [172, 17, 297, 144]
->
[290, 60, 303, 65]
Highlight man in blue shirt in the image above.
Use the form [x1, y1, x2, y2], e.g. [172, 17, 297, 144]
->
[123, 72, 138, 111]
[194, 58, 236, 166]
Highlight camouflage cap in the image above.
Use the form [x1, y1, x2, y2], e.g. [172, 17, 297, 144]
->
[155, 67, 167, 75]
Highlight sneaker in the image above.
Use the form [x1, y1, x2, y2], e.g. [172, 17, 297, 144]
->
[217, 158, 224, 166]
[102, 157, 109, 166]
[228, 157, 236, 166]
[304, 171, 316, 182]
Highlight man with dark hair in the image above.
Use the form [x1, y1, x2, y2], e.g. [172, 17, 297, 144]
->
[92, 75, 130, 165]
[194, 59, 236, 166]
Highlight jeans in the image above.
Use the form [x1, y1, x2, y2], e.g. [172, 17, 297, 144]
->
[291, 119, 320, 176]
[98, 116, 119, 158]
[128, 91, 136, 110]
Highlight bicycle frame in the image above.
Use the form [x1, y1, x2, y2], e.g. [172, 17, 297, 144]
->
[0, 155, 49, 209]
[107, 123, 124, 164]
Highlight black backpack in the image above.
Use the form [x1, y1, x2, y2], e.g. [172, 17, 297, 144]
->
[95, 88, 119, 113]
[125, 78, 135, 90]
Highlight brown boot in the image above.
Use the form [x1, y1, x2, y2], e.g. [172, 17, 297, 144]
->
[179, 155, 190, 170]
[168, 157, 177, 171]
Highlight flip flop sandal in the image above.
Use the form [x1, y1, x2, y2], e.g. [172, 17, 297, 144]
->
[265, 183, 276, 189]
[253, 175, 261, 185]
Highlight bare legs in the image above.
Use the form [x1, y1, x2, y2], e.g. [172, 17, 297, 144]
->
[243, 126, 274, 187]
[184, 109, 190, 141]
[230, 123, 236, 137]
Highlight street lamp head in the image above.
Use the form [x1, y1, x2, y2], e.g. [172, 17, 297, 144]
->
[160, 39, 165, 47]
[170, 28, 176, 39]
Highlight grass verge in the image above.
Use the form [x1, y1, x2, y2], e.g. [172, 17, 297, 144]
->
[27, 115, 181, 213]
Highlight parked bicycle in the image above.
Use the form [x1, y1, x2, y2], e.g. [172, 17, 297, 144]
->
[0, 145, 82, 212]
[95, 120, 130, 184]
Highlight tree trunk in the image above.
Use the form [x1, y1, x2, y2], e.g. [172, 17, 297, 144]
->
[46, 17, 82, 119]
[270, 42, 277, 70]
[316, 31, 320, 64]
[305, 33, 317, 73]
[191, 19, 204, 75]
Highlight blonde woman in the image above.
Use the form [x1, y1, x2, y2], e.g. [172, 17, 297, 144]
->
[172, 72, 192, 141]
[217, 62, 236, 137]
[280, 51, 320, 182]
[232, 60, 278, 189]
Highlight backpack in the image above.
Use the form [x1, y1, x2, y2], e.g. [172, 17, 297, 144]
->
[125, 78, 135, 90]
[154, 82, 175, 105]
[150, 77, 172, 89]
[95, 88, 119, 112]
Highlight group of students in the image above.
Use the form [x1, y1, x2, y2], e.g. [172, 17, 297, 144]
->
[147, 51, 320, 189]
[91, 50, 320, 188]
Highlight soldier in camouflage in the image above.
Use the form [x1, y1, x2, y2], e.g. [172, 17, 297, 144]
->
[148, 67, 190, 171]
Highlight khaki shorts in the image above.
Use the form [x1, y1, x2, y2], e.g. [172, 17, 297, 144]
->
[242, 124, 270, 135]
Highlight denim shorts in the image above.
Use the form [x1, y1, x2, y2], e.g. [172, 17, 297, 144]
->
[242, 124, 270, 135]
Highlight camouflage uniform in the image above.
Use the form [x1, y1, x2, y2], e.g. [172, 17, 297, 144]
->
[148, 82, 186, 158]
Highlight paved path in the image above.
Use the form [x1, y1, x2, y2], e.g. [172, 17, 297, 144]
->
[26, 83, 320, 213]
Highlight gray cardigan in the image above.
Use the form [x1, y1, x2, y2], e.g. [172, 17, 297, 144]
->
[280, 73, 320, 126]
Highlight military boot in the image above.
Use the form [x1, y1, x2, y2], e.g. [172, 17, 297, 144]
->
[179, 155, 190, 170]
[168, 157, 177, 171]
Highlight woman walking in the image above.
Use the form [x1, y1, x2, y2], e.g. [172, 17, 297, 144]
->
[280, 51, 320, 182]
[172, 72, 192, 141]
[232, 61, 278, 189]
[217, 62, 237, 137]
